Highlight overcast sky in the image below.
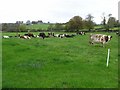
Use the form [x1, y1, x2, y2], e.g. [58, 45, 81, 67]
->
[0, 0, 119, 24]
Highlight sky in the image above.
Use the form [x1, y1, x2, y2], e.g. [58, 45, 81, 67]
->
[0, 0, 119, 24]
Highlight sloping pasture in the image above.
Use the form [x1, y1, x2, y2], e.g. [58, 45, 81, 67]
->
[2, 32, 118, 88]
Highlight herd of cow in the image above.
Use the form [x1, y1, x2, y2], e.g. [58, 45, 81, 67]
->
[2, 31, 118, 47]
[2, 32, 85, 39]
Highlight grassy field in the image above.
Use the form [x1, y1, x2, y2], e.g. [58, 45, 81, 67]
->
[2, 32, 118, 88]
[0, 32, 2, 89]
[26, 24, 50, 30]
[118, 37, 120, 87]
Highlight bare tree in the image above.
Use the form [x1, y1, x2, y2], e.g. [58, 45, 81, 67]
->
[101, 12, 106, 26]
[85, 14, 94, 31]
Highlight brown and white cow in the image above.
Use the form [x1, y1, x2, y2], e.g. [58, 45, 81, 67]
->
[89, 34, 112, 47]
[20, 35, 31, 39]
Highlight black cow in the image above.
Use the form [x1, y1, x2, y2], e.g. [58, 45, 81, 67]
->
[38, 32, 46, 39]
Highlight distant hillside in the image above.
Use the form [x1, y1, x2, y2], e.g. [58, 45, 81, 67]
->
[26, 23, 50, 30]
[26, 24, 119, 31]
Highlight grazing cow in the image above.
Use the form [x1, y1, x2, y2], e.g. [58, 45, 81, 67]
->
[77, 32, 85, 35]
[38, 32, 46, 39]
[54, 34, 67, 38]
[65, 34, 76, 38]
[24, 33, 34, 37]
[54, 34, 60, 37]
[89, 34, 112, 47]
[20, 36, 31, 39]
[59, 34, 66, 38]
[48, 32, 55, 37]
[18, 34, 30, 39]
[54, 33, 76, 38]
[2, 35, 10, 39]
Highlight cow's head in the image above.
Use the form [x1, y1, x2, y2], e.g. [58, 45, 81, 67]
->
[108, 35, 112, 41]
[105, 35, 112, 42]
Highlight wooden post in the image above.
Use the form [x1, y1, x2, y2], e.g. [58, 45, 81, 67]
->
[106, 49, 110, 67]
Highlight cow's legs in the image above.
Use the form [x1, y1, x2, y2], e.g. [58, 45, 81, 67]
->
[102, 42, 105, 47]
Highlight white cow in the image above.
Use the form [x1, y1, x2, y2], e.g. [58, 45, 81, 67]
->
[2, 36, 10, 39]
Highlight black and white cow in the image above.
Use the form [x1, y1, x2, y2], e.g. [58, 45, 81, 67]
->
[54, 34, 67, 38]
[65, 34, 76, 38]
[24, 33, 34, 37]
[48, 32, 55, 37]
[77, 32, 86, 35]
[89, 34, 112, 47]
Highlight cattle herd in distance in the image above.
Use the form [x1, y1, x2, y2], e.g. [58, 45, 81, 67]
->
[2, 32, 86, 39]
[2, 31, 119, 47]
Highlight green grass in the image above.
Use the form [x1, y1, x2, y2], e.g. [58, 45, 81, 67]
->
[94, 25, 103, 29]
[94, 25, 119, 30]
[0, 32, 2, 89]
[2, 32, 118, 88]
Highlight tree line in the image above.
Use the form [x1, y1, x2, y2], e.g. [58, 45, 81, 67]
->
[2, 14, 120, 32]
